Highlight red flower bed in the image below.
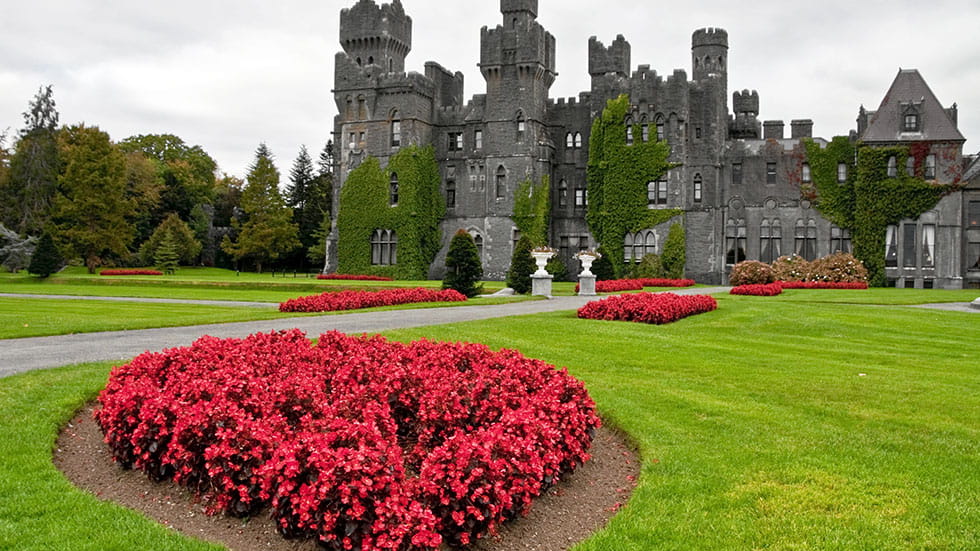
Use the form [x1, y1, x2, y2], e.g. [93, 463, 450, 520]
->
[99, 269, 163, 276]
[778, 281, 869, 290]
[95, 330, 600, 550]
[317, 273, 394, 281]
[577, 292, 717, 324]
[636, 278, 696, 288]
[279, 287, 466, 313]
[730, 283, 783, 296]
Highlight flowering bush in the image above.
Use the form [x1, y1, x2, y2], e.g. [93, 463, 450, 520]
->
[99, 269, 163, 276]
[636, 278, 696, 288]
[317, 273, 394, 281]
[730, 283, 783, 296]
[95, 330, 600, 550]
[729, 261, 775, 286]
[770, 255, 810, 282]
[279, 288, 466, 313]
[779, 281, 869, 289]
[806, 252, 869, 283]
[577, 292, 717, 324]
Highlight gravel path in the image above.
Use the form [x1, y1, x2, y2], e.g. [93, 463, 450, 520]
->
[0, 288, 729, 378]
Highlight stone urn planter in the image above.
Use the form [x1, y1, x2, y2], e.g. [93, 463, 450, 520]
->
[531, 248, 556, 277]
[574, 250, 601, 277]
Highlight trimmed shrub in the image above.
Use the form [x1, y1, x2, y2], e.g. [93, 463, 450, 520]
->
[506, 235, 535, 294]
[546, 256, 569, 282]
[807, 252, 869, 283]
[662, 223, 686, 279]
[771, 254, 810, 282]
[27, 231, 62, 278]
[95, 330, 600, 549]
[442, 230, 484, 298]
[635, 253, 665, 279]
[280, 287, 466, 313]
[729, 260, 775, 286]
[591, 247, 616, 281]
[730, 283, 783, 296]
[577, 292, 717, 324]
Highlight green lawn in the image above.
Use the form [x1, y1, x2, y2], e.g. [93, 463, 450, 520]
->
[1, 291, 978, 549]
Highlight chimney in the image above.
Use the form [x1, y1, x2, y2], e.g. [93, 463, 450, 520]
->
[763, 120, 784, 140]
[791, 119, 813, 139]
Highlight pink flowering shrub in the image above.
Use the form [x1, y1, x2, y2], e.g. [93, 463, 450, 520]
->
[279, 288, 466, 313]
[729, 261, 775, 286]
[779, 281, 868, 289]
[770, 254, 810, 282]
[95, 330, 599, 550]
[730, 283, 783, 296]
[577, 292, 717, 324]
[100, 269, 163, 276]
[317, 273, 394, 281]
[806, 252, 869, 283]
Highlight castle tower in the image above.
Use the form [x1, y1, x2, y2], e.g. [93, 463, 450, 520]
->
[339, 0, 412, 73]
[692, 28, 728, 89]
[730, 89, 761, 139]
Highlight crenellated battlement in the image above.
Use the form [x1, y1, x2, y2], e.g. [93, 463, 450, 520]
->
[733, 89, 759, 114]
[692, 27, 728, 49]
[589, 35, 631, 78]
[501, 0, 537, 16]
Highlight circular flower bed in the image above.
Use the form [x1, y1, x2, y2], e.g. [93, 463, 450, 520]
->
[577, 292, 717, 324]
[95, 330, 600, 550]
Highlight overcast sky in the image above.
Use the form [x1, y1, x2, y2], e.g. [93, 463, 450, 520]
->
[3, 0, 979, 179]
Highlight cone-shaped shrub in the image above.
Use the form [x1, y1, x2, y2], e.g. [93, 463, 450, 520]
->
[442, 229, 483, 297]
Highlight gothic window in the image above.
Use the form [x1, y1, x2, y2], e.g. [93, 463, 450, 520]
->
[516, 113, 525, 143]
[802, 162, 811, 183]
[655, 115, 666, 141]
[558, 179, 568, 208]
[478, 164, 486, 191]
[390, 111, 401, 148]
[906, 156, 915, 177]
[760, 219, 782, 263]
[388, 58, 393, 72]
[474, 129, 483, 150]
[766, 162, 777, 185]
[732, 162, 742, 185]
[446, 180, 456, 209]
[641, 123, 649, 143]
[647, 178, 667, 208]
[887, 156, 897, 178]
[448, 132, 463, 151]
[566, 132, 574, 149]
[371, 229, 397, 266]
[903, 223, 917, 267]
[921, 224, 935, 267]
[837, 162, 847, 183]
[574, 132, 583, 149]
[495, 165, 506, 199]
[693, 173, 703, 203]
[357, 96, 366, 120]
[367, 56, 374, 65]
[924, 154, 936, 179]
[356, 57, 362, 66]
[794, 219, 817, 261]
[831, 226, 851, 254]
[643, 230, 657, 257]
[389, 173, 399, 206]
[472, 232, 484, 260]
[623, 232, 634, 263]
[726, 219, 747, 265]
[885, 225, 898, 267]
[625, 117, 634, 145]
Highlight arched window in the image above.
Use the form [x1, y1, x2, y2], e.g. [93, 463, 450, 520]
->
[574, 132, 583, 148]
[655, 115, 666, 142]
[367, 56, 374, 65]
[625, 117, 634, 145]
[566, 132, 574, 149]
[693, 173, 703, 203]
[643, 230, 657, 257]
[558, 179, 568, 208]
[495, 165, 506, 199]
[371, 229, 398, 266]
[357, 95, 367, 120]
[906, 156, 915, 177]
[472, 232, 484, 260]
[390, 110, 401, 148]
[446, 180, 456, 208]
[726, 219, 746, 265]
[760, 219, 782, 263]
[795, 219, 817, 261]
[356, 57, 362, 66]
[389, 173, 399, 206]
[516, 113, 525, 142]
[885, 225, 899, 267]
[623, 233, 635, 263]
[801, 162, 811, 183]
[837, 162, 847, 183]
[388, 58, 393, 72]
[831, 225, 851, 254]
[887, 156, 897, 178]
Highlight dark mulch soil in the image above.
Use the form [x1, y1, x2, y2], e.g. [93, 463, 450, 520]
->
[55, 403, 640, 551]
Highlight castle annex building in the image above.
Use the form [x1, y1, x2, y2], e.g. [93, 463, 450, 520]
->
[330, 0, 980, 288]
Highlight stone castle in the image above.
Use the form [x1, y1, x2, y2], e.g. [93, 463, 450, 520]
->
[329, 0, 980, 288]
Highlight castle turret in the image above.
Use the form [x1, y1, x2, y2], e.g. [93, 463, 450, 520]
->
[730, 89, 761, 139]
[692, 28, 728, 90]
[339, 0, 412, 73]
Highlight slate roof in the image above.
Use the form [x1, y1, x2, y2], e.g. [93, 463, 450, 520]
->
[860, 69, 965, 143]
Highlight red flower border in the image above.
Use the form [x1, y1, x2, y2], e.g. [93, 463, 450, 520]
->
[280, 288, 466, 313]
[577, 292, 717, 324]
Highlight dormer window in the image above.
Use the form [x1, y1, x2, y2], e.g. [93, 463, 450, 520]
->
[903, 113, 919, 132]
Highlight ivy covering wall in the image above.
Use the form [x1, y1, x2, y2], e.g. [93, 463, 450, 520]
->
[512, 176, 550, 246]
[804, 137, 947, 286]
[336, 146, 445, 279]
[586, 95, 681, 278]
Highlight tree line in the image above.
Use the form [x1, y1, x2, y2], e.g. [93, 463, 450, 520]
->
[0, 86, 333, 275]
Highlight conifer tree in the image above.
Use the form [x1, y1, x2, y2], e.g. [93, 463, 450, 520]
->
[27, 230, 61, 278]
[221, 144, 299, 272]
[506, 235, 535, 294]
[8, 85, 60, 234]
[154, 231, 180, 274]
[139, 213, 202, 266]
[443, 229, 483, 297]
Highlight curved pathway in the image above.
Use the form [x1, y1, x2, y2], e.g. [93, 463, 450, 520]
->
[0, 288, 729, 378]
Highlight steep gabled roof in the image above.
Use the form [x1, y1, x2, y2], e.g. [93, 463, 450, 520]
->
[860, 69, 965, 143]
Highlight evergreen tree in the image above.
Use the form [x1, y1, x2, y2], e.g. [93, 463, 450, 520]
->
[285, 145, 317, 268]
[443, 229, 483, 297]
[306, 141, 335, 267]
[139, 213, 202, 266]
[51, 124, 134, 273]
[592, 246, 616, 281]
[0, 223, 37, 272]
[506, 235, 535, 294]
[27, 230, 61, 278]
[221, 144, 299, 272]
[662, 223, 686, 279]
[188, 204, 214, 265]
[8, 85, 60, 234]
[154, 231, 180, 274]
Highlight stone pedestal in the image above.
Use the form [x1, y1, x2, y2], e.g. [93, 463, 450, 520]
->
[531, 274, 554, 298]
[578, 275, 596, 296]
[971, 298, 980, 310]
